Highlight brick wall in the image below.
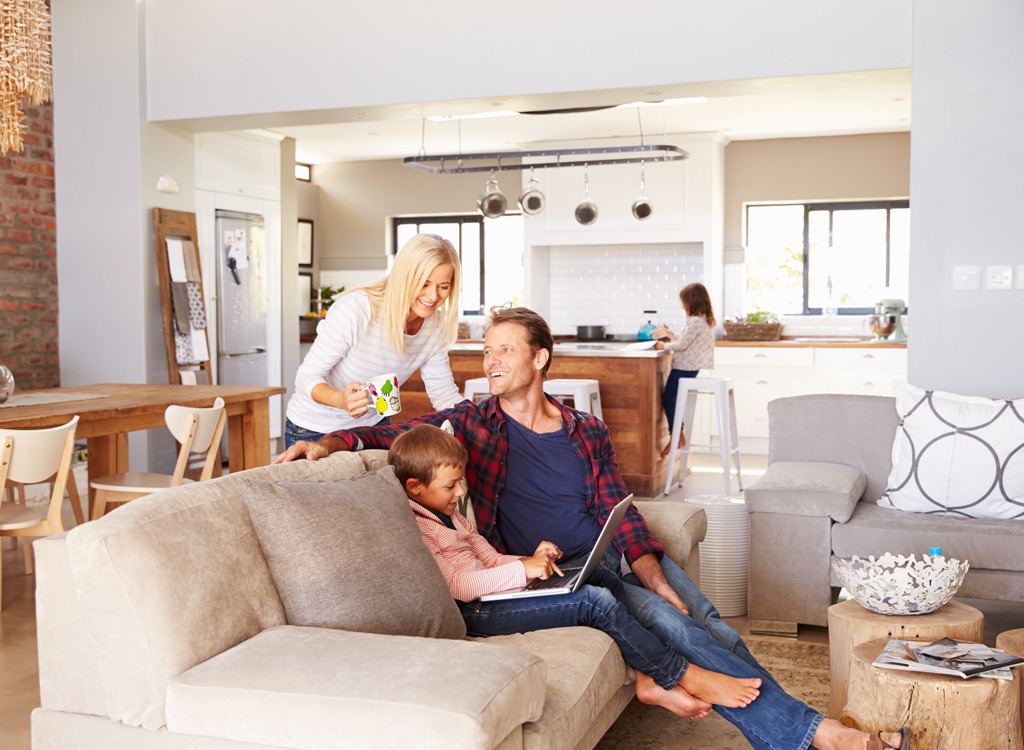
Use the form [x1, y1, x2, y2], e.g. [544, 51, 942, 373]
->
[0, 103, 58, 390]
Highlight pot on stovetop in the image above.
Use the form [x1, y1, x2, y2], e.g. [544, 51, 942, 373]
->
[576, 325, 607, 341]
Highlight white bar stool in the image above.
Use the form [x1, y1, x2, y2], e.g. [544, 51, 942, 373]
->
[664, 377, 742, 496]
[543, 379, 603, 420]
[463, 377, 491, 403]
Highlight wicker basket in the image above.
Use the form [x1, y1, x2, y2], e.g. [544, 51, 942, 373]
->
[723, 321, 783, 341]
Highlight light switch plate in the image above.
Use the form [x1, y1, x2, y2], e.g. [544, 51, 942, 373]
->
[985, 265, 1013, 291]
[953, 265, 981, 291]
[1016, 265, 1024, 290]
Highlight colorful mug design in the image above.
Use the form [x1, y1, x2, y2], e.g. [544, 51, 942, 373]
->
[366, 374, 401, 417]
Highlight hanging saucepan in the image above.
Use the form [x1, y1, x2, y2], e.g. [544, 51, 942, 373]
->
[576, 325, 606, 341]
[477, 170, 507, 218]
[631, 161, 653, 220]
[574, 166, 598, 225]
[518, 168, 545, 215]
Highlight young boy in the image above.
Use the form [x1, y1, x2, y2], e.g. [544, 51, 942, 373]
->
[388, 424, 762, 719]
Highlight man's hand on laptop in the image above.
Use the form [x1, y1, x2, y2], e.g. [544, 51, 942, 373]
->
[522, 541, 563, 581]
[273, 440, 330, 464]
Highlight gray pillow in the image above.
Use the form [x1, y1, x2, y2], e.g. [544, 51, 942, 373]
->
[240, 467, 466, 639]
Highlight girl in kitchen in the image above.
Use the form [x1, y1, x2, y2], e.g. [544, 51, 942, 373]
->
[653, 282, 716, 458]
[283, 234, 465, 448]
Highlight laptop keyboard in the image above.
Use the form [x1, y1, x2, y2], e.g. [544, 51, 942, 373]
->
[527, 567, 582, 591]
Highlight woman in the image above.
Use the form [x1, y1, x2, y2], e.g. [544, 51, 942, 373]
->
[654, 282, 716, 458]
[284, 234, 464, 447]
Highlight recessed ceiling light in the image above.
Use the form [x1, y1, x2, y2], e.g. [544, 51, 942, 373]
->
[426, 111, 519, 122]
[618, 96, 709, 109]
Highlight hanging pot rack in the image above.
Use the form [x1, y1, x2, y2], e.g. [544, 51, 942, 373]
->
[403, 144, 687, 174]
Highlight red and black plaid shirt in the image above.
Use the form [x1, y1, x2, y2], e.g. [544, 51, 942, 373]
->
[326, 395, 664, 565]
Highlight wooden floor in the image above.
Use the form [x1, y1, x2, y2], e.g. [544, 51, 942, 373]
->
[2, 457, 1022, 750]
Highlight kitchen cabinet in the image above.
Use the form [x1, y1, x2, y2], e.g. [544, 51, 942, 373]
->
[195, 132, 281, 200]
[703, 342, 907, 454]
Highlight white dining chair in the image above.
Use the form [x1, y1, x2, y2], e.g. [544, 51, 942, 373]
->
[89, 398, 226, 520]
[0, 415, 80, 611]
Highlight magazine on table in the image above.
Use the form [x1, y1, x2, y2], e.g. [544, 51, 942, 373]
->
[874, 637, 1023, 680]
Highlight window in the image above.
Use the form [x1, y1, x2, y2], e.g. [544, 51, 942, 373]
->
[745, 200, 910, 315]
[392, 214, 524, 314]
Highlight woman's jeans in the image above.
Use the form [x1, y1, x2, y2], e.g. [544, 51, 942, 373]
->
[619, 554, 823, 750]
[662, 368, 699, 428]
[459, 568, 687, 691]
[284, 416, 390, 449]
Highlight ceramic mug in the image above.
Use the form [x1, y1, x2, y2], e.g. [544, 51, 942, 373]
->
[366, 373, 401, 417]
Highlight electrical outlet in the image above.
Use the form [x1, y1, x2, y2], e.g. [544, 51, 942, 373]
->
[984, 265, 1013, 291]
[952, 265, 981, 291]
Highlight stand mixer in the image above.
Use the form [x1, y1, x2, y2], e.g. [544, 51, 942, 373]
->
[869, 298, 907, 342]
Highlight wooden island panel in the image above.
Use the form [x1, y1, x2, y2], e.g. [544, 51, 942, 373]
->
[397, 350, 673, 497]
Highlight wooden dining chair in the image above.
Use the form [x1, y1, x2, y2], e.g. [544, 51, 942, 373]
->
[0, 415, 80, 611]
[89, 398, 226, 520]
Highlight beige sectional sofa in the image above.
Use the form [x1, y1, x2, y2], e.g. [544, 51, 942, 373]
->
[32, 450, 706, 750]
[745, 393, 1024, 635]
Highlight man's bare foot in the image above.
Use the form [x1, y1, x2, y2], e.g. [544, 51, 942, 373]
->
[635, 672, 711, 718]
[812, 718, 905, 749]
[678, 664, 761, 708]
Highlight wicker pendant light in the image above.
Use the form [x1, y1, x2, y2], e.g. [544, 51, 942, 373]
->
[0, 0, 53, 155]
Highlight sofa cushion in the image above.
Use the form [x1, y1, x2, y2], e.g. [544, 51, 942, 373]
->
[474, 626, 633, 750]
[832, 501, 1024, 574]
[166, 625, 545, 750]
[880, 382, 1024, 520]
[240, 467, 466, 639]
[745, 461, 867, 523]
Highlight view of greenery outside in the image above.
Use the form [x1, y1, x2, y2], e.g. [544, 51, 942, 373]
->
[745, 201, 910, 315]
[394, 214, 525, 314]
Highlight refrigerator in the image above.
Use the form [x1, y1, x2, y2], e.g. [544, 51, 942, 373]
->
[215, 210, 268, 390]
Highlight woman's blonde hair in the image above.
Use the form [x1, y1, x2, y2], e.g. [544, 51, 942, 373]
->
[349, 234, 461, 356]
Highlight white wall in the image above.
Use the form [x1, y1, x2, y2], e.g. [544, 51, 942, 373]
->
[142, 1, 912, 127]
[908, 0, 1024, 397]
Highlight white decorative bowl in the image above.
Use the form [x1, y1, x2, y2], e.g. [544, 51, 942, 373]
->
[832, 553, 969, 616]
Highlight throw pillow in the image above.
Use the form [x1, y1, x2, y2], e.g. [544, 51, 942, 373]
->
[240, 467, 466, 639]
[879, 382, 1024, 520]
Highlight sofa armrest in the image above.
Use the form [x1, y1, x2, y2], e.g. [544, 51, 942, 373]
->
[167, 625, 546, 750]
[745, 461, 866, 523]
[634, 500, 707, 568]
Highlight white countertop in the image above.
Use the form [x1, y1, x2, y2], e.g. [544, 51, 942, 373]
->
[451, 341, 667, 358]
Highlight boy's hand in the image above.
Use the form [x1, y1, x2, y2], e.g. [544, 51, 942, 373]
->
[534, 541, 562, 560]
[521, 552, 563, 581]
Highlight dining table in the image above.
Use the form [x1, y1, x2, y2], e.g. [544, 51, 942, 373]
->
[0, 383, 286, 511]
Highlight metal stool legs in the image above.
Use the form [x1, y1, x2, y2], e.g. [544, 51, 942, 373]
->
[664, 377, 743, 496]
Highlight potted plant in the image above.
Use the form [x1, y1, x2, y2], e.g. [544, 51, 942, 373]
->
[723, 311, 784, 341]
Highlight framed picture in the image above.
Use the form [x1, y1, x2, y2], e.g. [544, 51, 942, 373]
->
[298, 272, 313, 316]
[297, 219, 314, 267]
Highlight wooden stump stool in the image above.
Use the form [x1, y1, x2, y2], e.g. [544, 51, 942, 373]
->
[827, 599, 984, 719]
[997, 629, 1024, 746]
[842, 639, 1023, 750]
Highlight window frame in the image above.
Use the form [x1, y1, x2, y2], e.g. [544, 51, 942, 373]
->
[391, 214, 488, 315]
[745, 198, 910, 315]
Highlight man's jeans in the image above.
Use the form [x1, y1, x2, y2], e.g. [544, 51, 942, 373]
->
[459, 569, 687, 691]
[619, 554, 823, 750]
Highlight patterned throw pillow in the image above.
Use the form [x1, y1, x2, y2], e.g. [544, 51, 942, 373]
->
[240, 467, 466, 639]
[879, 382, 1024, 519]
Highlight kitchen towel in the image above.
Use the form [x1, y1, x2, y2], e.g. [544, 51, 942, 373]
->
[181, 240, 201, 282]
[170, 282, 191, 332]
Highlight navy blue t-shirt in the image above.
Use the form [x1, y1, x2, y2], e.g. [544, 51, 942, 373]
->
[496, 414, 601, 560]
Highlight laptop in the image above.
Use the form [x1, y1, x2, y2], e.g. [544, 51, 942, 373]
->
[479, 494, 633, 602]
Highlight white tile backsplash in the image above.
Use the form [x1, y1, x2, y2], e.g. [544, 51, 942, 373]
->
[545, 243, 703, 335]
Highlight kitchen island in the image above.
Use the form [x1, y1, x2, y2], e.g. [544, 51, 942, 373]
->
[397, 342, 673, 497]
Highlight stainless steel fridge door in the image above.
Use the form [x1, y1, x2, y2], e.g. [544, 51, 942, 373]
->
[216, 210, 267, 354]
[218, 351, 269, 388]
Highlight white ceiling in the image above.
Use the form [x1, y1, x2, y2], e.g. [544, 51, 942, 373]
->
[268, 71, 912, 165]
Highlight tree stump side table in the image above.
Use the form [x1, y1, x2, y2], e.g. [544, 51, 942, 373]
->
[827, 599, 984, 719]
[997, 629, 1024, 747]
[842, 639, 1023, 750]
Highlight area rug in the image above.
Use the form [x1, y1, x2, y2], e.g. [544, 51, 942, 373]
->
[595, 636, 830, 749]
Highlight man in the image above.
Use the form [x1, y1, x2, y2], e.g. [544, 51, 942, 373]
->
[277, 306, 907, 750]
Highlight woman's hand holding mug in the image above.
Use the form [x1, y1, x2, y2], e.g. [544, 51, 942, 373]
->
[342, 373, 402, 418]
[343, 382, 371, 417]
